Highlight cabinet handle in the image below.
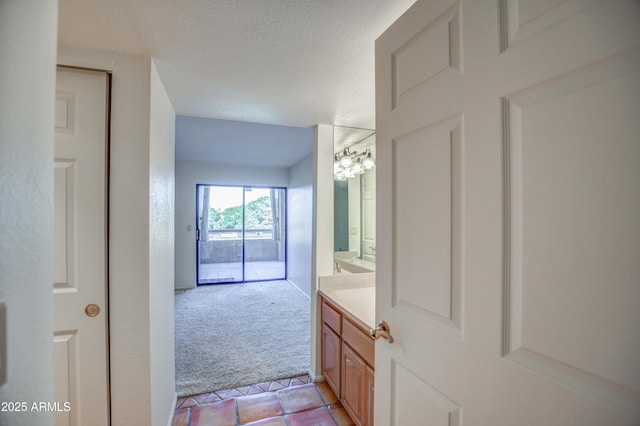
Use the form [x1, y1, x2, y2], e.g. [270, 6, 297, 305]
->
[369, 320, 394, 343]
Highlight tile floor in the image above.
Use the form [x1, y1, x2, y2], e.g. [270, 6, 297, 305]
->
[173, 375, 354, 426]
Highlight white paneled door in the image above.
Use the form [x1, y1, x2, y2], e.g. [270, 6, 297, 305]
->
[375, 0, 640, 425]
[54, 67, 109, 426]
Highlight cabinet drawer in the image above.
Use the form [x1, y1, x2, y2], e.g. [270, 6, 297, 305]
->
[342, 318, 374, 368]
[322, 300, 342, 334]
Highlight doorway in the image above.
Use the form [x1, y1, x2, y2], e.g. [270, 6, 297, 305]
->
[196, 185, 286, 284]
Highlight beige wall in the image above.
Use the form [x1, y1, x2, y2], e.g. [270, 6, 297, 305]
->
[310, 124, 334, 379]
[58, 47, 176, 425]
[149, 60, 177, 425]
[0, 1, 58, 424]
[287, 154, 314, 297]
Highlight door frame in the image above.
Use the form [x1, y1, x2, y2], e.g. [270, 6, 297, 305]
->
[55, 64, 112, 424]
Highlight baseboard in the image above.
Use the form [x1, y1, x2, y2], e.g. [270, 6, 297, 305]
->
[286, 279, 311, 300]
[166, 392, 178, 426]
[175, 283, 196, 292]
[308, 367, 324, 383]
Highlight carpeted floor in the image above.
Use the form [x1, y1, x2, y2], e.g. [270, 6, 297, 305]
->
[175, 280, 310, 397]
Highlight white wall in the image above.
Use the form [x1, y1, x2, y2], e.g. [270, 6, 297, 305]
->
[348, 175, 362, 256]
[149, 61, 176, 426]
[310, 124, 334, 379]
[175, 162, 288, 289]
[287, 155, 314, 297]
[0, 1, 58, 424]
[57, 46, 175, 426]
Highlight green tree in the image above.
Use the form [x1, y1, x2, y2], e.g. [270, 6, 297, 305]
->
[245, 196, 272, 229]
[208, 196, 273, 230]
[219, 205, 242, 229]
[208, 208, 221, 229]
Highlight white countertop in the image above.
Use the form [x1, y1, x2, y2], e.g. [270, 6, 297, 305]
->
[334, 256, 375, 273]
[318, 272, 375, 329]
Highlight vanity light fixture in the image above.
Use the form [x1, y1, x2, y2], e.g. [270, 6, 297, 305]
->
[340, 155, 353, 168]
[333, 147, 375, 180]
[362, 151, 376, 170]
[351, 159, 365, 175]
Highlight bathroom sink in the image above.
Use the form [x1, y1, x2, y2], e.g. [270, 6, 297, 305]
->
[335, 257, 375, 273]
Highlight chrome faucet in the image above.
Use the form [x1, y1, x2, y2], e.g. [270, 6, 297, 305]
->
[334, 260, 342, 273]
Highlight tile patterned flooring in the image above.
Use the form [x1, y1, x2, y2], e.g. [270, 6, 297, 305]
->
[173, 375, 354, 426]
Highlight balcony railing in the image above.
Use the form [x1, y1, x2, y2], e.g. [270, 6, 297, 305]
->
[205, 228, 274, 240]
[199, 228, 284, 263]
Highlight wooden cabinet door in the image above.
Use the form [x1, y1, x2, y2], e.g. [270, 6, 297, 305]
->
[365, 365, 374, 426]
[342, 342, 366, 426]
[322, 323, 341, 397]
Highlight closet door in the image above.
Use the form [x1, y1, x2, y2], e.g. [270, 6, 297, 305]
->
[54, 66, 110, 425]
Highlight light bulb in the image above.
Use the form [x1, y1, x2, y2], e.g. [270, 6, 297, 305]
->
[362, 153, 376, 169]
[340, 156, 352, 168]
[352, 160, 364, 174]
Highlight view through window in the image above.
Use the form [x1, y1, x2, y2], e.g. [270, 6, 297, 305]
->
[196, 185, 287, 284]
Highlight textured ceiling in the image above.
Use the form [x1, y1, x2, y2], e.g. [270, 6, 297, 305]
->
[58, 0, 416, 130]
[175, 116, 314, 167]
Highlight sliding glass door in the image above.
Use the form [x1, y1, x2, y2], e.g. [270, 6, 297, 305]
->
[196, 185, 286, 284]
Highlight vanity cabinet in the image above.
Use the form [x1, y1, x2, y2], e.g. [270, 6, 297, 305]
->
[321, 323, 341, 394]
[320, 296, 375, 426]
[365, 365, 374, 426]
[342, 342, 367, 424]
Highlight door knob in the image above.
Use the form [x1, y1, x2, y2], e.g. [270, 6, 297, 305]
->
[85, 304, 101, 317]
[369, 320, 394, 343]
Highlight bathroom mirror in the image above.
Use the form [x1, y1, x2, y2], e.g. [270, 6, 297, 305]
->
[333, 126, 376, 264]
